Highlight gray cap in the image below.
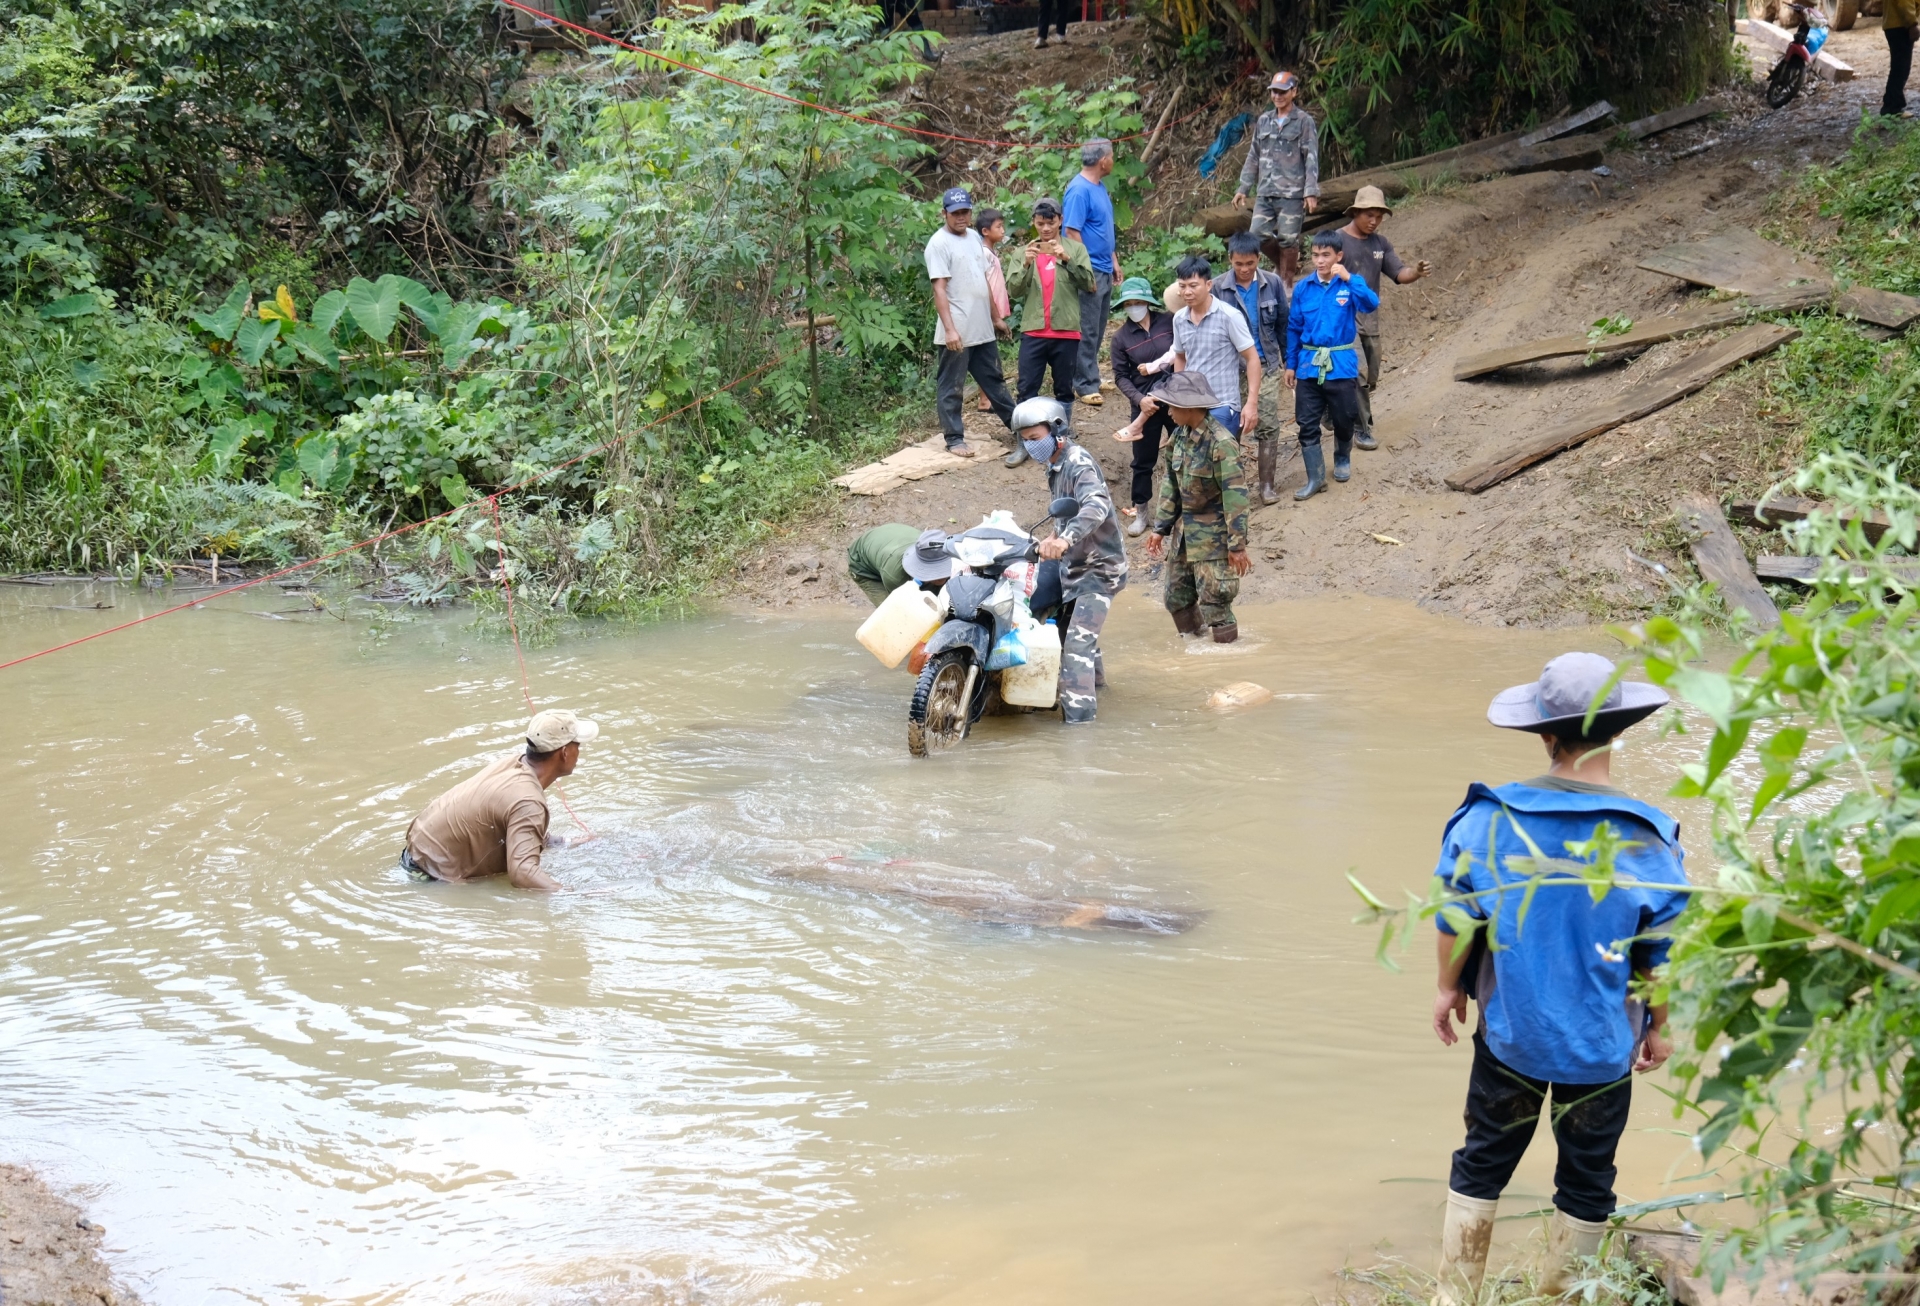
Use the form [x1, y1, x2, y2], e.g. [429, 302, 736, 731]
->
[901, 529, 953, 584]
[1487, 652, 1668, 738]
[1157, 371, 1220, 410]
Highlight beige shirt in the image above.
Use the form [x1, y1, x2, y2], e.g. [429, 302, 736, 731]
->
[406, 752, 549, 886]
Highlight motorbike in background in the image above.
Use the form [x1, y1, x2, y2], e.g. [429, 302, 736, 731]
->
[1767, 2, 1829, 108]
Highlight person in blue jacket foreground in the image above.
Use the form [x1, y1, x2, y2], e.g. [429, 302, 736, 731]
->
[1430, 652, 1689, 1305]
[1284, 228, 1377, 501]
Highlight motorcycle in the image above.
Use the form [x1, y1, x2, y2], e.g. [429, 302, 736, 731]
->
[1767, 3, 1829, 109]
[907, 497, 1080, 757]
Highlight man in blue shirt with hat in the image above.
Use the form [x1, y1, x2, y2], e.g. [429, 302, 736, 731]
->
[1428, 652, 1689, 1306]
[1285, 229, 1376, 501]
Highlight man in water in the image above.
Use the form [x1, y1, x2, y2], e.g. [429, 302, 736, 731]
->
[1428, 653, 1688, 1303]
[1141, 371, 1251, 643]
[846, 524, 953, 606]
[402, 709, 599, 892]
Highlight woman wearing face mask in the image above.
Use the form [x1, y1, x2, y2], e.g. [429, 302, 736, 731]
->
[1108, 276, 1178, 538]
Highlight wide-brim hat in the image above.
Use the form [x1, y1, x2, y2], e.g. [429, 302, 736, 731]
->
[1157, 371, 1220, 410]
[1487, 651, 1669, 738]
[1162, 282, 1183, 314]
[1347, 184, 1393, 215]
[902, 528, 954, 583]
[1112, 275, 1158, 311]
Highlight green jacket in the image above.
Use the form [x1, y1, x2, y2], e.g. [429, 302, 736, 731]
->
[1152, 419, 1249, 557]
[1004, 238, 1096, 336]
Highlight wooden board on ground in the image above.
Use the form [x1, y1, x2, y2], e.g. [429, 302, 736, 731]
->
[1638, 228, 1833, 298]
[1834, 284, 1920, 329]
[1757, 555, 1920, 583]
[1453, 286, 1827, 380]
[1677, 494, 1781, 629]
[1622, 99, 1717, 140]
[1445, 323, 1799, 493]
[833, 435, 1000, 496]
[1518, 100, 1615, 148]
[1728, 494, 1891, 541]
[1737, 17, 1856, 81]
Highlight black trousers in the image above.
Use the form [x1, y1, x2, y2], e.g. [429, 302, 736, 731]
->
[1449, 1035, 1633, 1223]
[1127, 406, 1173, 507]
[1887, 24, 1915, 116]
[1019, 334, 1079, 406]
[936, 341, 1014, 443]
[1294, 376, 1359, 449]
[881, 0, 924, 28]
[1037, 0, 1070, 38]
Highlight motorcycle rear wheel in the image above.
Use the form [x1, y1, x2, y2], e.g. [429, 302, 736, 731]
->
[1767, 56, 1805, 109]
[908, 649, 973, 757]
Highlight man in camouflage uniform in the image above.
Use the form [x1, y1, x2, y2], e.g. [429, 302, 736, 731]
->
[1143, 372, 1252, 644]
[1010, 396, 1127, 724]
[1233, 69, 1320, 284]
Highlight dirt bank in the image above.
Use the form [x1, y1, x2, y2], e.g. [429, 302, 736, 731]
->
[1, 1165, 139, 1306]
[733, 22, 1892, 625]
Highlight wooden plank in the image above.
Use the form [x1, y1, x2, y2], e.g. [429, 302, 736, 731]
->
[1834, 284, 1920, 329]
[1622, 99, 1717, 140]
[1518, 100, 1615, 148]
[1638, 229, 1832, 297]
[1678, 493, 1781, 629]
[1757, 555, 1920, 583]
[1452, 287, 1827, 381]
[1445, 324, 1799, 493]
[1739, 17, 1856, 81]
[1728, 494, 1890, 542]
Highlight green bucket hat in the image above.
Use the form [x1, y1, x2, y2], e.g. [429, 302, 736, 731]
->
[1111, 275, 1159, 313]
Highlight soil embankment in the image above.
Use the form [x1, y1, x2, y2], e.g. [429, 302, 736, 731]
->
[1, 1165, 140, 1305]
[734, 21, 1888, 626]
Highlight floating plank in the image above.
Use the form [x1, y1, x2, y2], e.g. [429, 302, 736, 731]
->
[1728, 494, 1890, 542]
[1756, 555, 1920, 583]
[1638, 229, 1832, 297]
[1622, 99, 1717, 140]
[1834, 284, 1920, 329]
[1453, 287, 1827, 381]
[1677, 493, 1781, 629]
[1445, 324, 1799, 493]
[1737, 17, 1856, 82]
[1519, 100, 1615, 148]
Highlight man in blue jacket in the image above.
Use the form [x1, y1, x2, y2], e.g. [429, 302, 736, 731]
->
[1284, 229, 1376, 501]
[1429, 652, 1688, 1305]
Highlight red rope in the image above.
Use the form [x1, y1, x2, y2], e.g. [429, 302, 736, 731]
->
[496, 0, 1217, 151]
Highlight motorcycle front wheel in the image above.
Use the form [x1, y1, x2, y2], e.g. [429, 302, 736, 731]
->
[1767, 56, 1805, 108]
[908, 649, 975, 757]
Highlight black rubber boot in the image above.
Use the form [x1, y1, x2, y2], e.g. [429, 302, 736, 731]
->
[1353, 428, 1379, 451]
[1169, 603, 1203, 636]
[1211, 622, 1239, 644]
[1332, 433, 1353, 483]
[1004, 443, 1030, 468]
[1257, 438, 1280, 505]
[1294, 443, 1327, 501]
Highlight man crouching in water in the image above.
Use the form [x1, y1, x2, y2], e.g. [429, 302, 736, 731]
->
[401, 709, 599, 891]
[1010, 395, 1126, 723]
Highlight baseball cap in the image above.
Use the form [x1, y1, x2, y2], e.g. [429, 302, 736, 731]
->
[1269, 70, 1299, 92]
[1031, 197, 1062, 218]
[941, 187, 974, 212]
[526, 708, 600, 751]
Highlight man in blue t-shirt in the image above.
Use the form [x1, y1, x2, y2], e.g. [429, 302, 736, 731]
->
[1063, 139, 1119, 409]
[1428, 652, 1688, 1306]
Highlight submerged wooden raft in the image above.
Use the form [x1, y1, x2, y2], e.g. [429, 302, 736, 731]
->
[768, 860, 1207, 935]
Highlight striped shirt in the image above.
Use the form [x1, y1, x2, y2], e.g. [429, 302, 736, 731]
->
[1173, 298, 1255, 411]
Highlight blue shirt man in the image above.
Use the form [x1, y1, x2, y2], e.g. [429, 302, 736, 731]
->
[1063, 140, 1120, 403]
[1284, 248, 1378, 381]
[1062, 171, 1115, 274]
[1427, 652, 1686, 1306]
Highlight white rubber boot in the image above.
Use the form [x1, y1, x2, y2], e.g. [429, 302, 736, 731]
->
[1433, 1189, 1499, 1306]
[1539, 1208, 1607, 1296]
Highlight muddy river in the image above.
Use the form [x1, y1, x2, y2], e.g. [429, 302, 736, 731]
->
[1, 583, 1721, 1303]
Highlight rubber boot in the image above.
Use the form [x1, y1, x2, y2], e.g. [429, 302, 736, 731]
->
[1538, 1208, 1607, 1296]
[1126, 504, 1150, 537]
[1004, 442, 1030, 468]
[1211, 622, 1239, 644]
[1433, 1190, 1499, 1306]
[1257, 438, 1280, 505]
[1294, 443, 1327, 502]
[1354, 427, 1379, 451]
[1332, 433, 1353, 483]
[1169, 604, 1203, 636]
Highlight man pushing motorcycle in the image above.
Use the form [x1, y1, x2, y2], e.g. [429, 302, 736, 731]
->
[1010, 397, 1128, 723]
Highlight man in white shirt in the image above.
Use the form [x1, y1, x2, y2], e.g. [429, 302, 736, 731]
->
[926, 187, 1016, 458]
[1116, 255, 1261, 446]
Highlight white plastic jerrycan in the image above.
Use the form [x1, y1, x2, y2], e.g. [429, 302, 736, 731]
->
[1000, 620, 1061, 708]
[856, 581, 948, 669]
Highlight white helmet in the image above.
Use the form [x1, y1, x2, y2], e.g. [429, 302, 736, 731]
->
[1009, 396, 1069, 439]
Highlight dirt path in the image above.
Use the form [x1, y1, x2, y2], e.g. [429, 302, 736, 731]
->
[1, 1164, 140, 1305]
[733, 24, 1892, 624]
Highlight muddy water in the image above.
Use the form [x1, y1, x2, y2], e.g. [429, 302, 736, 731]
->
[1, 584, 1720, 1304]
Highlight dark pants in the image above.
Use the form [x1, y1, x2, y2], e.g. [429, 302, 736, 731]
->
[1449, 1035, 1633, 1224]
[937, 341, 1015, 446]
[1887, 24, 1915, 116]
[1127, 406, 1172, 507]
[1037, 0, 1069, 38]
[1294, 376, 1359, 449]
[1075, 270, 1112, 395]
[881, 0, 923, 28]
[1019, 334, 1080, 408]
[1356, 334, 1381, 435]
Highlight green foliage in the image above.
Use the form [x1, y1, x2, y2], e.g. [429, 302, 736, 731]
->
[1002, 80, 1149, 230]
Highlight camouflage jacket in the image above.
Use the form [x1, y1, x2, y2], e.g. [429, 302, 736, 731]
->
[1047, 442, 1128, 596]
[1152, 420, 1249, 557]
[1236, 106, 1320, 201]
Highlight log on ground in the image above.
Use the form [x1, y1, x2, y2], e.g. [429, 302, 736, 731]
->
[1834, 284, 1920, 329]
[1757, 555, 1920, 583]
[1621, 100, 1717, 140]
[1677, 493, 1780, 629]
[1518, 100, 1615, 147]
[1727, 494, 1890, 542]
[1638, 229, 1833, 297]
[1445, 324, 1800, 493]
